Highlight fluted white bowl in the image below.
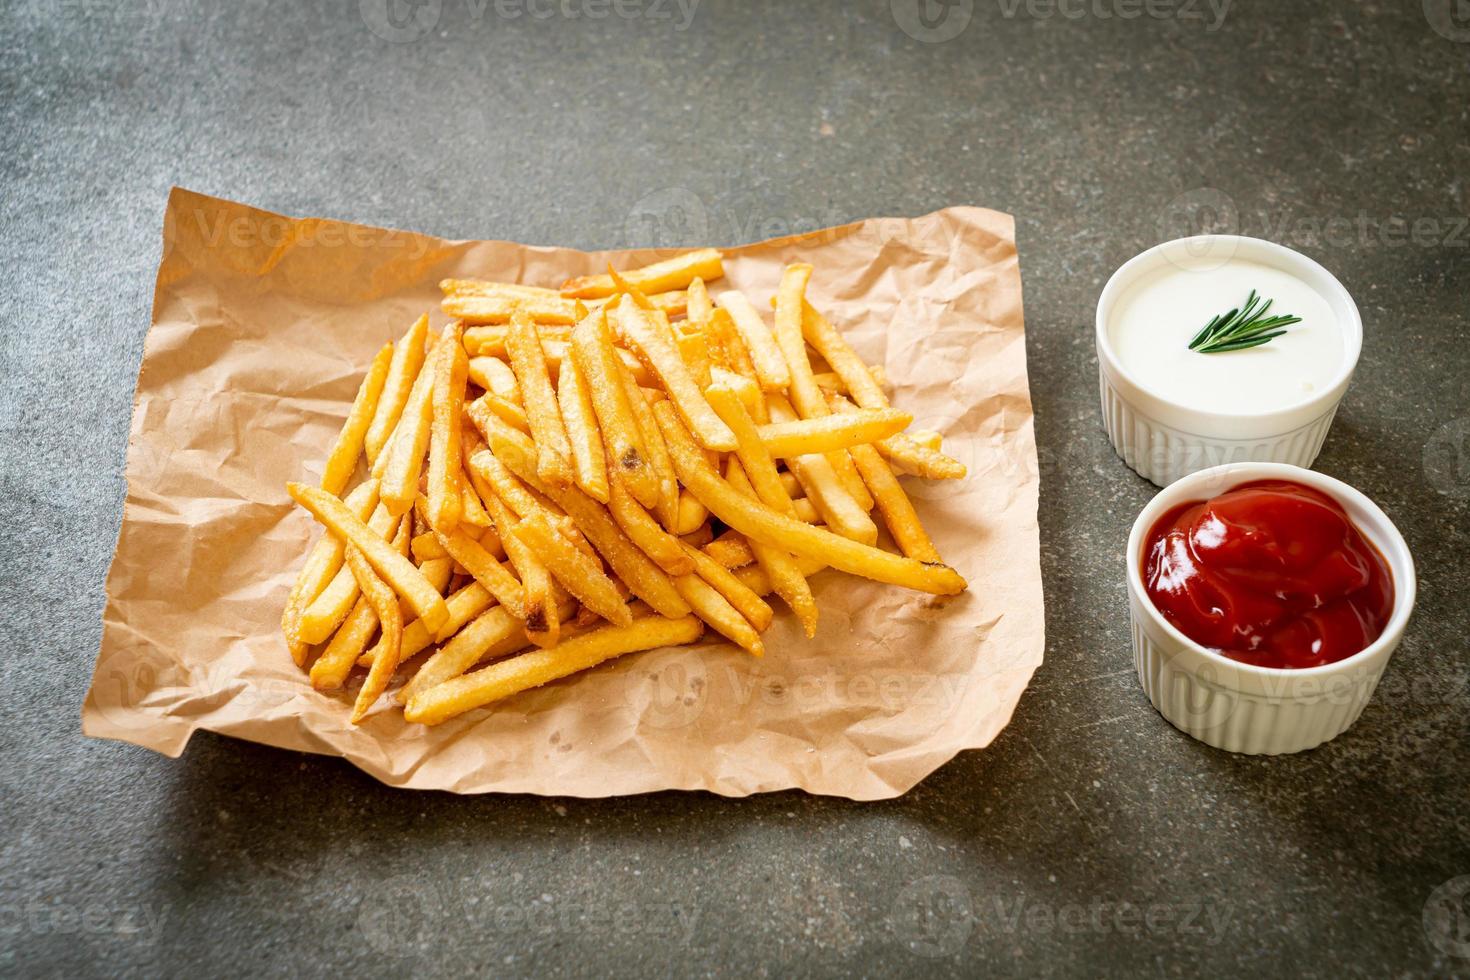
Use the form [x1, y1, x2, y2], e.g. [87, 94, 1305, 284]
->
[1127, 463, 1416, 755]
[1097, 236, 1362, 487]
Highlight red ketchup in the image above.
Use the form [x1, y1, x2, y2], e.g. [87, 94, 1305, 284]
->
[1143, 480, 1394, 669]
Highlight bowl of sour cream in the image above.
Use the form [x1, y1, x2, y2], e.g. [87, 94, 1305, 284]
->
[1096, 236, 1362, 487]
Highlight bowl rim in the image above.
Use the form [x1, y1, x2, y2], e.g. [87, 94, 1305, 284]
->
[1126, 462, 1417, 680]
[1096, 235, 1364, 423]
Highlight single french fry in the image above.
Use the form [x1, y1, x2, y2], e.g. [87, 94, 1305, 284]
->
[505, 310, 575, 488]
[726, 459, 819, 638]
[674, 490, 708, 536]
[440, 279, 562, 301]
[426, 323, 467, 531]
[348, 542, 405, 722]
[613, 296, 736, 452]
[774, 264, 825, 411]
[653, 404, 966, 596]
[557, 353, 610, 504]
[617, 357, 679, 530]
[434, 525, 527, 620]
[779, 470, 802, 498]
[674, 573, 763, 657]
[282, 480, 379, 663]
[288, 483, 449, 631]
[445, 294, 585, 326]
[321, 343, 392, 495]
[799, 299, 889, 409]
[756, 408, 911, 458]
[480, 482, 559, 647]
[510, 513, 631, 627]
[472, 391, 531, 435]
[404, 616, 706, 725]
[607, 474, 695, 576]
[561, 248, 723, 299]
[378, 338, 448, 514]
[716, 290, 790, 392]
[298, 497, 399, 644]
[365, 315, 429, 463]
[486, 426, 692, 619]
[468, 356, 521, 403]
[704, 530, 755, 569]
[678, 541, 774, 633]
[685, 275, 713, 325]
[569, 308, 660, 508]
[909, 429, 943, 451]
[874, 432, 968, 480]
[464, 324, 574, 356]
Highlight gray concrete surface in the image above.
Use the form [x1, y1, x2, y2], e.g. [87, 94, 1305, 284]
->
[2, 1, 1468, 976]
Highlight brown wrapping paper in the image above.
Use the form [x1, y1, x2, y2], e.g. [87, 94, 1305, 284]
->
[82, 188, 1044, 799]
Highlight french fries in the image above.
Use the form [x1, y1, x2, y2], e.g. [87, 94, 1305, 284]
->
[716, 291, 790, 392]
[757, 408, 911, 458]
[561, 248, 722, 299]
[613, 296, 736, 452]
[556, 354, 610, 504]
[425, 323, 467, 532]
[364, 315, 429, 463]
[571, 307, 661, 508]
[654, 402, 966, 596]
[321, 343, 392, 496]
[283, 249, 970, 726]
[404, 616, 705, 725]
[506, 310, 574, 488]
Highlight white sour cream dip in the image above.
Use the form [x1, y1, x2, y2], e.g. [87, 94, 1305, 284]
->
[1107, 258, 1345, 415]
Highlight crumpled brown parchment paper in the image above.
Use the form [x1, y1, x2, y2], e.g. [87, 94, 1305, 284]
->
[81, 188, 1044, 799]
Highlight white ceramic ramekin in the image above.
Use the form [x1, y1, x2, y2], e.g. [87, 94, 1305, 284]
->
[1128, 462, 1416, 755]
[1096, 236, 1363, 487]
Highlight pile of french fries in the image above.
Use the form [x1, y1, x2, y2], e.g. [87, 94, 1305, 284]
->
[281, 249, 969, 726]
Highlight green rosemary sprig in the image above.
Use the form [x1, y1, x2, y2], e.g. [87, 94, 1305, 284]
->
[1188, 289, 1302, 354]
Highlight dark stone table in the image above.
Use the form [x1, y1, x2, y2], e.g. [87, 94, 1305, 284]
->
[3, 1, 1467, 976]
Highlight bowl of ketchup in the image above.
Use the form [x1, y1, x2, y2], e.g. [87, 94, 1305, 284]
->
[1126, 463, 1416, 755]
